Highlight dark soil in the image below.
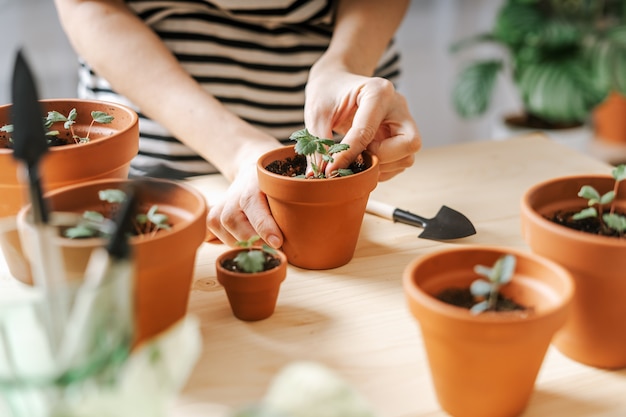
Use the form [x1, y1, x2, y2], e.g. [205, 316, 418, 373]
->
[506, 113, 582, 130]
[547, 209, 625, 238]
[436, 287, 529, 313]
[221, 252, 282, 273]
[264, 153, 367, 177]
[0, 131, 77, 149]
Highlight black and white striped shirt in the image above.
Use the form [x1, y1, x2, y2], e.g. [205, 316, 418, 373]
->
[77, 0, 402, 179]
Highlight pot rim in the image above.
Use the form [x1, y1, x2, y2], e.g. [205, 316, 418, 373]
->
[403, 245, 574, 324]
[0, 98, 138, 155]
[521, 173, 626, 248]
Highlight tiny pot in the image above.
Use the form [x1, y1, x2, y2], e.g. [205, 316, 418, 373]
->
[0, 98, 139, 280]
[403, 246, 573, 417]
[17, 178, 208, 346]
[257, 145, 379, 270]
[521, 174, 626, 369]
[215, 247, 287, 321]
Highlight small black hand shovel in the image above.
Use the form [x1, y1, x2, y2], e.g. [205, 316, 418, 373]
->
[366, 199, 476, 240]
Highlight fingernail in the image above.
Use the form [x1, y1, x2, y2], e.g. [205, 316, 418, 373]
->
[268, 235, 281, 248]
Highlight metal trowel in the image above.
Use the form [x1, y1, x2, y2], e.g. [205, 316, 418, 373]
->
[366, 199, 477, 240]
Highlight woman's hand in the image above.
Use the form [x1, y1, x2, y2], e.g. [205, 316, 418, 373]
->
[304, 69, 421, 181]
[206, 158, 283, 249]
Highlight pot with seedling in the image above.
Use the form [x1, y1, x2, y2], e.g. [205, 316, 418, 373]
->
[215, 235, 287, 321]
[257, 129, 379, 270]
[521, 164, 626, 369]
[403, 246, 573, 417]
[16, 177, 208, 346]
[0, 98, 139, 281]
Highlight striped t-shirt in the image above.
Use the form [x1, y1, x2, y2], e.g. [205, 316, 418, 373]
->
[77, 0, 402, 179]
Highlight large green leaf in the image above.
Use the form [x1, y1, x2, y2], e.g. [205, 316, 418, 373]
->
[452, 60, 503, 118]
[517, 59, 605, 123]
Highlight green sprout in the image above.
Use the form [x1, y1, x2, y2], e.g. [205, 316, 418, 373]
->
[289, 128, 353, 178]
[232, 235, 279, 273]
[469, 254, 516, 314]
[1, 108, 113, 146]
[64, 189, 170, 239]
[572, 164, 626, 237]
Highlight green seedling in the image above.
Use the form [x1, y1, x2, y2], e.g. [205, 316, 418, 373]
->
[233, 235, 278, 273]
[1, 108, 114, 146]
[64, 188, 170, 239]
[469, 254, 516, 314]
[572, 164, 626, 236]
[289, 128, 353, 178]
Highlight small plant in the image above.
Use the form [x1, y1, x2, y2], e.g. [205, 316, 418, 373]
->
[230, 235, 279, 273]
[572, 164, 626, 237]
[1, 108, 114, 147]
[64, 188, 170, 239]
[469, 254, 516, 314]
[289, 128, 353, 178]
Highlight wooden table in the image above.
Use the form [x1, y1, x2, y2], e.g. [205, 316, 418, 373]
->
[173, 133, 626, 417]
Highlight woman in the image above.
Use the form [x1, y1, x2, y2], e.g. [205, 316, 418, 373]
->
[53, 0, 421, 248]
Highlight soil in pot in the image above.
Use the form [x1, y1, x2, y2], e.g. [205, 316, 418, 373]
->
[547, 208, 626, 238]
[436, 287, 529, 313]
[220, 252, 282, 273]
[264, 153, 367, 177]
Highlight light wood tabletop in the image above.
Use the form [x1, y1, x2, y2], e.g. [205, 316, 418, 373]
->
[172, 133, 626, 417]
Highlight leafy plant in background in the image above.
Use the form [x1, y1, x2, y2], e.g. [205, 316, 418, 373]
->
[451, 0, 626, 127]
[573, 164, 626, 236]
[289, 128, 353, 178]
[0, 108, 114, 147]
[469, 254, 517, 314]
[65, 188, 170, 239]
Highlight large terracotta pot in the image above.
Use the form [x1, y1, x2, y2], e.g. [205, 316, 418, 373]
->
[257, 146, 379, 270]
[521, 174, 626, 369]
[0, 99, 139, 280]
[215, 247, 287, 321]
[403, 246, 573, 417]
[17, 178, 208, 346]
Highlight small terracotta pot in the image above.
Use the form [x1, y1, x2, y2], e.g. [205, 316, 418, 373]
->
[521, 174, 626, 369]
[17, 178, 208, 346]
[593, 92, 626, 144]
[257, 146, 379, 270]
[403, 246, 573, 417]
[0, 98, 139, 280]
[215, 247, 287, 321]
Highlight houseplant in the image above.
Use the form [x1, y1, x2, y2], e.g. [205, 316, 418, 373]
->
[257, 129, 379, 270]
[403, 246, 573, 417]
[16, 177, 208, 346]
[215, 235, 287, 321]
[451, 0, 626, 141]
[0, 98, 139, 280]
[520, 165, 626, 368]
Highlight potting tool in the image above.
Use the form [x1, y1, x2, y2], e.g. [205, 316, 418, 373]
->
[366, 199, 476, 240]
[10, 49, 67, 348]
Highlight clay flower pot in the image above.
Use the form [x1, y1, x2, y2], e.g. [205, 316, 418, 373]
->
[215, 247, 287, 321]
[0, 98, 139, 280]
[403, 246, 573, 417]
[593, 92, 626, 144]
[521, 174, 626, 369]
[17, 178, 208, 346]
[257, 145, 379, 270]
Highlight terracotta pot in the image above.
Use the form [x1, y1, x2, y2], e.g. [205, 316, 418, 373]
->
[215, 247, 287, 321]
[17, 178, 208, 346]
[403, 246, 573, 417]
[593, 92, 626, 144]
[521, 174, 626, 369]
[257, 146, 379, 270]
[0, 98, 139, 280]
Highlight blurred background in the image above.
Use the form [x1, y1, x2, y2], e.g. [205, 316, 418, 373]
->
[0, 0, 540, 150]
